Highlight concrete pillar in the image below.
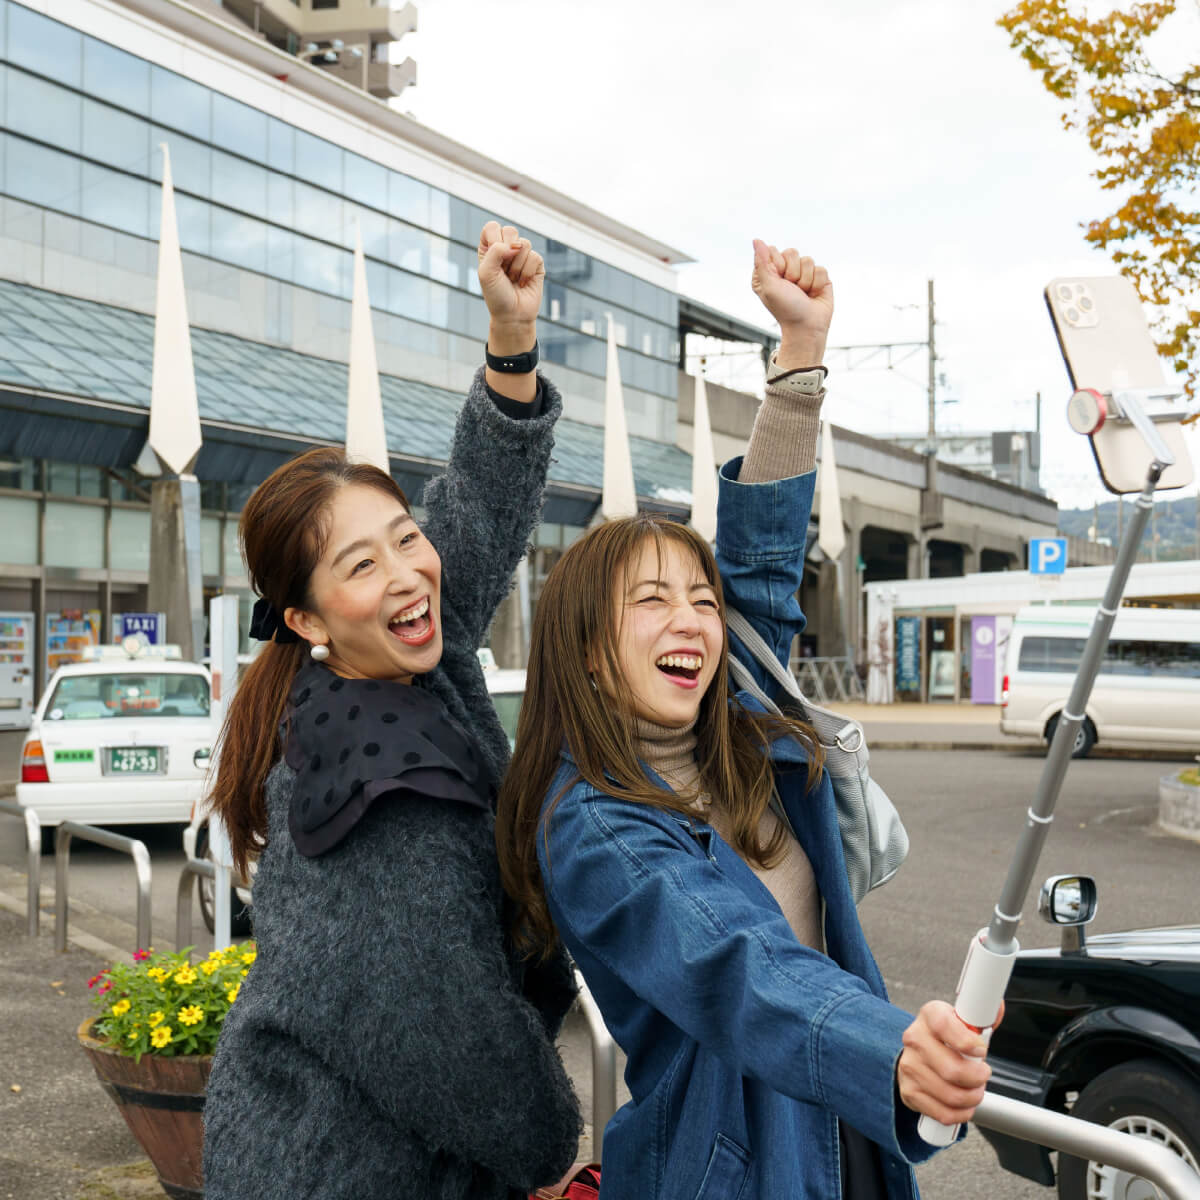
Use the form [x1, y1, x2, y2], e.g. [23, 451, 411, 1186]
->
[906, 533, 927, 580]
[488, 587, 525, 669]
[148, 475, 205, 661]
[814, 560, 845, 658]
[845, 506, 863, 665]
[961, 526, 982, 576]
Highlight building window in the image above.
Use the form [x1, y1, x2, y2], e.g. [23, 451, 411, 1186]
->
[44, 501, 104, 568]
[0, 458, 37, 492]
[312, 0, 339, 8]
[110, 507, 151, 572]
[0, 497, 39, 565]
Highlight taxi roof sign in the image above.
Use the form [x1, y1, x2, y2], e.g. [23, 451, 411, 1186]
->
[81, 641, 184, 662]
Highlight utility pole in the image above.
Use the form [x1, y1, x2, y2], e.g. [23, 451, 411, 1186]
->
[927, 279, 937, 444]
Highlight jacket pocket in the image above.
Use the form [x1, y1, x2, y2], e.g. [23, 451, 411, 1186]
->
[691, 1132, 751, 1200]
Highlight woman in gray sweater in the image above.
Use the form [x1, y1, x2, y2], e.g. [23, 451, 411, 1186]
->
[202, 222, 581, 1200]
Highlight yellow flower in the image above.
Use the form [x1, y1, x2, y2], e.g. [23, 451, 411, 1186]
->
[148, 1011, 164, 1027]
[150, 1026, 172, 1048]
[200, 961, 220, 976]
[226, 983, 241, 1004]
[207, 948, 225, 960]
[240, 950, 257, 965]
[241, 969, 248, 978]
[174, 966, 198, 986]
[146, 967, 168, 983]
[178, 1005, 204, 1027]
[111, 999, 131, 1017]
[127, 1030, 139, 1042]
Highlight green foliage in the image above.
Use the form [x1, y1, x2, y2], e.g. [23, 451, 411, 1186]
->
[1177, 766, 1200, 785]
[1057, 494, 1198, 560]
[87, 942, 256, 1061]
[998, 1, 1200, 397]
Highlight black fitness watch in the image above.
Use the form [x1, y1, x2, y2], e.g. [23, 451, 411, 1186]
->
[485, 341, 540, 374]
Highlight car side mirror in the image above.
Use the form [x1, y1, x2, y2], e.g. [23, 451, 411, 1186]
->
[1038, 874, 1097, 954]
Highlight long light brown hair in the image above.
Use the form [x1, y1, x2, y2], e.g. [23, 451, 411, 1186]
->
[208, 448, 410, 878]
[495, 514, 823, 960]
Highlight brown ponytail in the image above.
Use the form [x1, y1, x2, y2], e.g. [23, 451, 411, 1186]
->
[207, 447, 409, 878]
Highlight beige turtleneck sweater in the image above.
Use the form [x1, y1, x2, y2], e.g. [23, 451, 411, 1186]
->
[635, 718, 824, 952]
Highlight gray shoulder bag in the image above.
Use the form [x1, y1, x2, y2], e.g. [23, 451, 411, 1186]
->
[725, 606, 908, 904]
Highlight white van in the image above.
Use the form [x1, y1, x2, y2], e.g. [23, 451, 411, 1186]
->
[1000, 605, 1200, 757]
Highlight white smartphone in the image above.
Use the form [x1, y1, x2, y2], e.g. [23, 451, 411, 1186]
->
[1044, 276, 1192, 494]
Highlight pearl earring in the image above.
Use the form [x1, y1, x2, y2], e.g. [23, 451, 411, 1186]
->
[310, 643, 330, 662]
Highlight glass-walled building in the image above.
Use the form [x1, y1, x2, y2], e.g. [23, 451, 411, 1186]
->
[0, 0, 696, 714]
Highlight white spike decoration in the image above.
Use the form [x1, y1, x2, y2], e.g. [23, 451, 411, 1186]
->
[818, 419, 846, 560]
[601, 313, 637, 520]
[690, 370, 718, 542]
[148, 144, 202, 476]
[345, 223, 390, 472]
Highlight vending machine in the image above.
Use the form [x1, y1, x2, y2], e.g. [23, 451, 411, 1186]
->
[0, 611, 35, 730]
[44, 609, 102, 687]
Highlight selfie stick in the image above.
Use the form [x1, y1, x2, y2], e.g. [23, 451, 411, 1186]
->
[918, 386, 1179, 1147]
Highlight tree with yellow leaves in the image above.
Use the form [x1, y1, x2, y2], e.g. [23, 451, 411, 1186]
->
[999, 1, 1198, 400]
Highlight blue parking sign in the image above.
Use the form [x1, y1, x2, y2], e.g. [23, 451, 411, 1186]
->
[1029, 538, 1067, 575]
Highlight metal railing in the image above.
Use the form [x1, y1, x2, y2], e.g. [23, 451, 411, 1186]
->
[54, 822, 151, 953]
[176, 857, 214, 958]
[574, 971, 617, 1157]
[0, 799, 41, 936]
[789, 655, 865, 704]
[973, 1092, 1200, 1200]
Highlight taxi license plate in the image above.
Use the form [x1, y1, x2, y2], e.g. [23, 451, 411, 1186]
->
[108, 747, 162, 774]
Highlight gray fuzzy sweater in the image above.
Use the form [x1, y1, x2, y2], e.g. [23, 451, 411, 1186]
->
[203, 370, 581, 1199]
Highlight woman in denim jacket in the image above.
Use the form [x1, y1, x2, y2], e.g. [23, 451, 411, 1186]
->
[496, 242, 993, 1199]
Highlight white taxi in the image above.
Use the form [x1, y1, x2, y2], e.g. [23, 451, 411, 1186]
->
[183, 654, 526, 935]
[16, 638, 215, 843]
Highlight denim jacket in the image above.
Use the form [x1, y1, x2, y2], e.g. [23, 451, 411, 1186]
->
[539, 458, 942, 1200]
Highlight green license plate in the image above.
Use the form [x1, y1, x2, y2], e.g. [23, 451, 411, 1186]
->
[108, 747, 161, 773]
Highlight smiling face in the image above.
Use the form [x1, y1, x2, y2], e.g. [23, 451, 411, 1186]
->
[284, 484, 442, 682]
[608, 536, 724, 727]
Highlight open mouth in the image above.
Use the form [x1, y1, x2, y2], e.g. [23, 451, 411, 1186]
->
[655, 653, 702, 686]
[387, 597, 436, 647]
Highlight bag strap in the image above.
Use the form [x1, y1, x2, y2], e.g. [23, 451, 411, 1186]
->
[725, 606, 868, 770]
[725, 607, 805, 707]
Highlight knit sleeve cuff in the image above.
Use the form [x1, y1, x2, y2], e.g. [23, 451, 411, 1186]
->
[738, 386, 824, 483]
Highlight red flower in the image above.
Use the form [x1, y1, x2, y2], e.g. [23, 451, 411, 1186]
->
[132, 949, 151, 962]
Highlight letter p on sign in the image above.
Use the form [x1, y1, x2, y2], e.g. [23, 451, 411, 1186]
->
[1030, 538, 1067, 575]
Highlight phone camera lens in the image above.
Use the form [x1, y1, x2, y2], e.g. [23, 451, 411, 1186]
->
[1058, 285, 1073, 301]
[1066, 307, 1080, 323]
[1078, 296, 1093, 311]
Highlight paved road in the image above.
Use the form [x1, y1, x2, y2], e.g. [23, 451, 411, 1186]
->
[1, 746, 1195, 1198]
[864, 747, 1198, 1200]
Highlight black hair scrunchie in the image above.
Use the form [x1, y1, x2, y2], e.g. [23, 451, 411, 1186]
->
[249, 597, 300, 644]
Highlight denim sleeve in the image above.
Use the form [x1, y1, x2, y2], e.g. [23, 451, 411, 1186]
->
[541, 790, 941, 1163]
[420, 366, 561, 646]
[714, 456, 816, 699]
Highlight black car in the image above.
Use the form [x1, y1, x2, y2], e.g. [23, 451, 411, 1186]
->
[980, 875, 1200, 1199]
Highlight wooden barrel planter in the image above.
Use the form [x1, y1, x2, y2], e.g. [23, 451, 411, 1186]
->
[78, 1018, 211, 1199]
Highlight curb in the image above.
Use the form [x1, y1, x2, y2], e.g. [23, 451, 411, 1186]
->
[0, 885, 136, 966]
[866, 740, 1192, 760]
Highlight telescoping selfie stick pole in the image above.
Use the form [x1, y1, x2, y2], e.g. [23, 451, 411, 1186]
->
[918, 388, 1177, 1148]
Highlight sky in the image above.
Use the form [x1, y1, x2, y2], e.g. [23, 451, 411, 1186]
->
[402, 0, 1198, 511]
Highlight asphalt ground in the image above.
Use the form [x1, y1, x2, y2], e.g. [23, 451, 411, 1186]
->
[1, 734, 1196, 1199]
